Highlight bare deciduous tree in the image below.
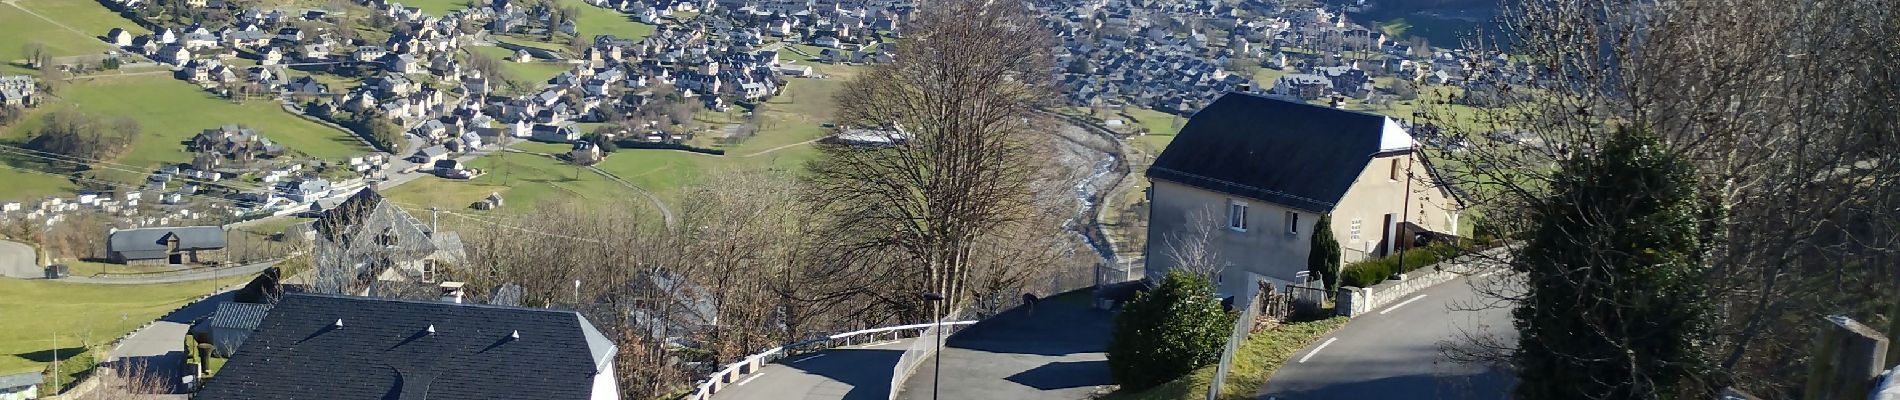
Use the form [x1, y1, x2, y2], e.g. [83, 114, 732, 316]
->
[805, 0, 1059, 320]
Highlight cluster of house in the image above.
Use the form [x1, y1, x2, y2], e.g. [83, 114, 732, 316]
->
[0, 75, 39, 108]
[0, 191, 224, 237]
[1041, 0, 1257, 113]
[1048, 0, 1522, 112]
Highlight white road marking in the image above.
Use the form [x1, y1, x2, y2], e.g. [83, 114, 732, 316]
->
[736, 373, 765, 386]
[793, 354, 827, 363]
[1299, 337, 1339, 363]
[1380, 294, 1430, 315]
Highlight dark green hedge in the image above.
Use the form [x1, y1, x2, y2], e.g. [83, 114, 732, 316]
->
[1339, 244, 1465, 288]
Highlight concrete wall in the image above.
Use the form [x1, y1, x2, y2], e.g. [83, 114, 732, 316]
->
[1328, 151, 1462, 264]
[1144, 179, 1315, 296]
[1337, 247, 1506, 317]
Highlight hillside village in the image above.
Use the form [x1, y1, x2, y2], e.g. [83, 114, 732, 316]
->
[2, 0, 1872, 397]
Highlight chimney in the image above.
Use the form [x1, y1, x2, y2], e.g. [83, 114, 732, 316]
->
[1330, 96, 1343, 108]
[439, 281, 466, 304]
[1238, 83, 1252, 93]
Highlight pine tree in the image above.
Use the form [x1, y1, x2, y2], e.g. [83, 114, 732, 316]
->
[1308, 214, 1341, 292]
[1512, 128, 1717, 399]
[1106, 271, 1234, 391]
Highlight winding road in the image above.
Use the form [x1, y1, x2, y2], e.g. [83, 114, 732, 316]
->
[0, 240, 38, 278]
[1258, 273, 1517, 400]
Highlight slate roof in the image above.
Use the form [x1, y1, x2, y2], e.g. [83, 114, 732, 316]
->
[107, 226, 226, 260]
[209, 302, 274, 330]
[198, 293, 615, 400]
[1147, 92, 1395, 212]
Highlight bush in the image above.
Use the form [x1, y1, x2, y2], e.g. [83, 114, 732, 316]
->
[42, 348, 97, 394]
[1338, 243, 1465, 288]
[1107, 271, 1236, 391]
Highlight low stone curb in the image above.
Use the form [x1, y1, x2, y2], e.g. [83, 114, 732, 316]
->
[1335, 246, 1511, 317]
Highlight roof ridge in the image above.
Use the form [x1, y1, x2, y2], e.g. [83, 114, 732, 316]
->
[1150, 166, 1338, 209]
[284, 293, 584, 316]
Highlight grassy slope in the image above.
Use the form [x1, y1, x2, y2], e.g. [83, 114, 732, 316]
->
[0, 75, 368, 190]
[0, 276, 251, 380]
[712, 63, 857, 154]
[467, 45, 572, 85]
[556, 0, 655, 41]
[0, 4, 114, 64]
[395, 0, 475, 16]
[1102, 317, 1350, 400]
[14, 0, 148, 38]
[381, 148, 648, 214]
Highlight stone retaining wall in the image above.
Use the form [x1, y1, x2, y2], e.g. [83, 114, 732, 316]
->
[1336, 247, 1510, 317]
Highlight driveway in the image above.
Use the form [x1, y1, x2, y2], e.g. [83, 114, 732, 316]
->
[709, 339, 912, 400]
[0, 240, 37, 278]
[105, 290, 239, 394]
[1257, 273, 1517, 400]
[897, 298, 1115, 400]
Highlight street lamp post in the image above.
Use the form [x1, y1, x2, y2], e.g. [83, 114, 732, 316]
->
[1393, 144, 1416, 282]
[922, 292, 946, 400]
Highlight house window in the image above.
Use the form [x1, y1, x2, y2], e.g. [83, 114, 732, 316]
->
[1286, 211, 1300, 234]
[422, 260, 437, 283]
[1227, 201, 1248, 232]
[1350, 218, 1362, 241]
[1389, 158, 1401, 181]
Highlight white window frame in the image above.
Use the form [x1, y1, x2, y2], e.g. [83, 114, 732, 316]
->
[1286, 211, 1300, 235]
[1350, 218, 1362, 241]
[1227, 200, 1248, 232]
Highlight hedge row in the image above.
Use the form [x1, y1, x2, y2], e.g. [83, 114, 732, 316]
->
[1339, 244, 1466, 288]
[613, 140, 727, 155]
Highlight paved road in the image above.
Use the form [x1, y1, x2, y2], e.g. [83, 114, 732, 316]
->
[709, 339, 913, 400]
[57, 261, 276, 285]
[105, 290, 240, 394]
[0, 240, 37, 278]
[898, 299, 1115, 400]
[1258, 273, 1516, 400]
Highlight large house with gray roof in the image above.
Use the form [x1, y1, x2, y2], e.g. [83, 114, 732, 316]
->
[106, 226, 227, 265]
[1143, 92, 1463, 295]
[198, 292, 620, 400]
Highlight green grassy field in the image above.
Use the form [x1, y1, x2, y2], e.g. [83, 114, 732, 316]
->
[593, 145, 813, 206]
[0, 75, 369, 187]
[0, 165, 79, 202]
[0, 276, 252, 384]
[0, 4, 115, 65]
[395, 0, 476, 15]
[383, 149, 651, 214]
[467, 46, 572, 84]
[556, 0, 656, 41]
[14, 0, 147, 38]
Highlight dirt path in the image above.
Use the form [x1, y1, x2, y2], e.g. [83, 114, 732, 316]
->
[739, 138, 822, 157]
